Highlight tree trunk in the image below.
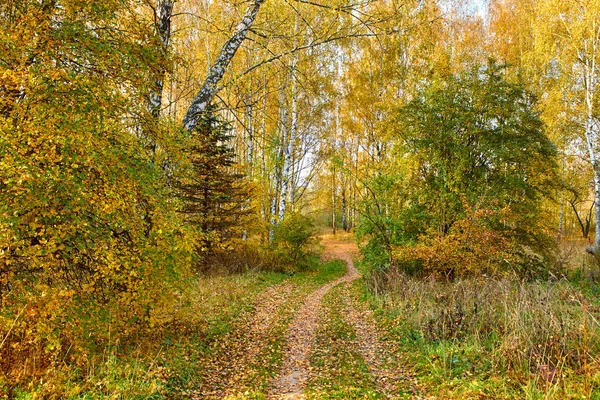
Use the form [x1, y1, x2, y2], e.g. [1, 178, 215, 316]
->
[586, 203, 594, 239]
[583, 56, 600, 253]
[342, 188, 348, 232]
[277, 86, 290, 221]
[557, 156, 565, 241]
[141, 0, 174, 160]
[246, 99, 254, 168]
[332, 164, 337, 235]
[269, 93, 285, 241]
[260, 76, 269, 244]
[148, 0, 174, 119]
[278, 59, 298, 221]
[182, 0, 266, 132]
[270, 179, 279, 242]
[593, 169, 600, 252]
[570, 200, 594, 239]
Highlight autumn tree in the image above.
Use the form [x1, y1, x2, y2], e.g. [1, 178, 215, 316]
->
[0, 0, 193, 383]
[489, 0, 600, 251]
[359, 62, 558, 276]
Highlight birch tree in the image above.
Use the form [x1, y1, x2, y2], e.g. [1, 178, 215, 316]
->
[529, 0, 600, 252]
[278, 19, 299, 221]
[148, 0, 174, 119]
[181, 0, 266, 132]
[489, 0, 600, 250]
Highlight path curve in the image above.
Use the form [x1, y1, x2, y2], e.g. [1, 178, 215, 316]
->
[270, 238, 360, 398]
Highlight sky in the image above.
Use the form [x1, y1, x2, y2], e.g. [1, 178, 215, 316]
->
[438, 0, 490, 19]
[470, 0, 490, 18]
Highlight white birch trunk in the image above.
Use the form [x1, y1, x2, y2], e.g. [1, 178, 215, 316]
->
[148, 0, 174, 119]
[182, 0, 266, 132]
[247, 99, 254, 168]
[278, 54, 298, 221]
[277, 88, 289, 222]
[142, 0, 174, 162]
[268, 89, 287, 241]
[241, 90, 253, 241]
[289, 60, 298, 213]
[582, 53, 600, 252]
[260, 76, 270, 242]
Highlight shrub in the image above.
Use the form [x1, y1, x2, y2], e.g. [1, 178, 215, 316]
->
[273, 213, 319, 270]
[194, 240, 291, 275]
[358, 61, 558, 278]
[392, 206, 558, 279]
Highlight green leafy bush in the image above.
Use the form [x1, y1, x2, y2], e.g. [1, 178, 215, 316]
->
[358, 61, 558, 278]
[273, 213, 319, 270]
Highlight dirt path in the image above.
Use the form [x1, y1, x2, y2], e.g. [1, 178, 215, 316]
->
[270, 235, 421, 399]
[269, 237, 360, 399]
[193, 282, 300, 398]
[186, 235, 420, 399]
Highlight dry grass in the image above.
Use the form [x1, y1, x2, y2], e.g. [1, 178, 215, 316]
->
[366, 265, 600, 398]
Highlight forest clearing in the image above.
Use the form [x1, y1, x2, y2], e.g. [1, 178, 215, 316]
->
[2, 0, 600, 398]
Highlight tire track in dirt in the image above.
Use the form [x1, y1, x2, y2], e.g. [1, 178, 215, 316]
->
[270, 238, 360, 399]
[342, 285, 420, 398]
[193, 282, 299, 398]
[272, 236, 426, 399]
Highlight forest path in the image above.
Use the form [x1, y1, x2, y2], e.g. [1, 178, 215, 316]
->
[270, 236, 360, 398]
[270, 235, 410, 399]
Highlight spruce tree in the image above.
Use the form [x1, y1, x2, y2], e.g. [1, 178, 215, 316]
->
[178, 107, 250, 258]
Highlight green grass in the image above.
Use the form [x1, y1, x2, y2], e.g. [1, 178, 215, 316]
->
[301, 259, 347, 286]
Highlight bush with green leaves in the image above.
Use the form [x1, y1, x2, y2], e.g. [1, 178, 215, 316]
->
[358, 61, 558, 277]
[273, 213, 318, 270]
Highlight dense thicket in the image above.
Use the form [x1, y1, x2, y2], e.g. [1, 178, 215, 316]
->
[0, 0, 194, 385]
[358, 63, 558, 278]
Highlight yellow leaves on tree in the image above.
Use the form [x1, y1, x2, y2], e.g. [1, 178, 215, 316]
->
[0, 0, 194, 389]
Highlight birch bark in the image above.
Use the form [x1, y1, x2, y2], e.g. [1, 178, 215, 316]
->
[581, 41, 600, 252]
[276, 88, 289, 219]
[148, 0, 174, 119]
[278, 52, 298, 221]
[182, 0, 266, 132]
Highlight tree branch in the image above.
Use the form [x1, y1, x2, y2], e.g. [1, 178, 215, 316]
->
[182, 0, 266, 132]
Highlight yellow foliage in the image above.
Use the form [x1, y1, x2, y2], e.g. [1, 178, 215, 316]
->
[0, 0, 196, 392]
[393, 206, 552, 279]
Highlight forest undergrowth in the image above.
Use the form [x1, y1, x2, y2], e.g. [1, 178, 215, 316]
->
[4, 233, 600, 399]
[1, 254, 346, 399]
[360, 241, 600, 399]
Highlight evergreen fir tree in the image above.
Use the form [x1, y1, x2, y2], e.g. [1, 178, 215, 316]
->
[178, 107, 250, 258]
